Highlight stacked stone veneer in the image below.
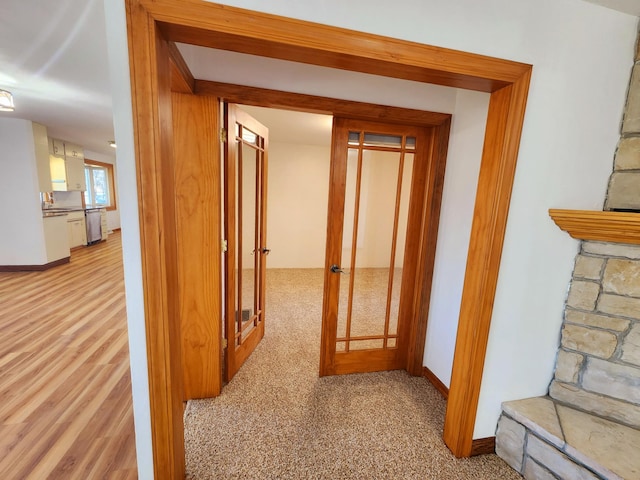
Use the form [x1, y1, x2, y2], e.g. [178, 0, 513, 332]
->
[605, 35, 640, 210]
[550, 242, 640, 427]
[495, 242, 640, 480]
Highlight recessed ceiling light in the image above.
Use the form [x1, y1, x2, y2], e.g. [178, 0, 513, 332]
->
[0, 89, 15, 112]
[108, 140, 117, 148]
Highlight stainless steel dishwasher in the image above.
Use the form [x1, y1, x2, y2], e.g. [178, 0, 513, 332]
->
[85, 209, 102, 245]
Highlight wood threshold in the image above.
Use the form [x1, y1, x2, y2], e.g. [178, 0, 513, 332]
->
[549, 209, 640, 245]
[422, 366, 449, 399]
[470, 437, 496, 456]
[125, 0, 533, 475]
[0, 256, 70, 272]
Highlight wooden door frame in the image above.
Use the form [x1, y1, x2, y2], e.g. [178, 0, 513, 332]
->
[125, 0, 532, 476]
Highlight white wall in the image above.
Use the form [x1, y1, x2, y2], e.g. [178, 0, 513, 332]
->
[266, 142, 330, 268]
[105, 0, 638, 469]
[423, 90, 489, 387]
[103, 1, 153, 478]
[84, 149, 121, 231]
[0, 118, 47, 265]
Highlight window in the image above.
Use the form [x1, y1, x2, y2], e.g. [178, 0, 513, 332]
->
[84, 159, 117, 211]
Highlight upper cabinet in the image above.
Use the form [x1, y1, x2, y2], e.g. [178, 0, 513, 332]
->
[48, 138, 86, 191]
[33, 123, 52, 193]
[64, 142, 84, 160]
[51, 138, 65, 157]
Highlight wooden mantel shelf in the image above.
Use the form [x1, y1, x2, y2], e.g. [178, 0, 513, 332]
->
[549, 209, 640, 245]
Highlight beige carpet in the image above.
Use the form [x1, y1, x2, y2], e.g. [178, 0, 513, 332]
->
[184, 269, 521, 479]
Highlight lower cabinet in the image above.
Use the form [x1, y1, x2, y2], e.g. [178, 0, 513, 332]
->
[100, 209, 108, 241]
[66, 212, 87, 248]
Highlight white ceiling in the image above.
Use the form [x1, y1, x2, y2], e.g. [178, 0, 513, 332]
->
[584, 0, 640, 15]
[0, 0, 115, 157]
[0, 0, 638, 161]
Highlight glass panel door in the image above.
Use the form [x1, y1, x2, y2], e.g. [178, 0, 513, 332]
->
[320, 119, 430, 376]
[224, 104, 269, 382]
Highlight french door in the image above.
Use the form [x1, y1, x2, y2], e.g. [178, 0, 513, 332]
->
[320, 118, 433, 376]
[224, 104, 269, 382]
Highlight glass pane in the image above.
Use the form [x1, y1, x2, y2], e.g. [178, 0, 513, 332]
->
[363, 133, 402, 148]
[348, 131, 360, 145]
[388, 153, 414, 336]
[240, 140, 258, 336]
[405, 137, 416, 149]
[337, 148, 358, 340]
[350, 149, 401, 338]
[92, 168, 108, 205]
[242, 128, 258, 145]
[387, 338, 397, 348]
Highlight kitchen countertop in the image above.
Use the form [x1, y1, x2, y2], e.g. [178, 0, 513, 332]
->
[42, 206, 106, 217]
[42, 212, 69, 218]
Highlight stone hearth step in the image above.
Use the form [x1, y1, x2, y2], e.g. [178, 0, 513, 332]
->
[496, 396, 640, 479]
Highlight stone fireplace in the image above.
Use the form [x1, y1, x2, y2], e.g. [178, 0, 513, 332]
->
[494, 28, 640, 480]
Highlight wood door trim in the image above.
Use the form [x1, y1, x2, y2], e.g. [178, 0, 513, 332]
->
[223, 103, 238, 383]
[422, 366, 449, 399]
[143, 1, 530, 92]
[195, 80, 451, 127]
[470, 437, 496, 456]
[168, 41, 195, 93]
[126, 1, 532, 475]
[125, 1, 184, 477]
[444, 73, 531, 456]
[406, 119, 450, 376]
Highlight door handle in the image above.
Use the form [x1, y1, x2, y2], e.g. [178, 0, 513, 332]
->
[330, 264, 348, 274]
[261, 247, 271, 255]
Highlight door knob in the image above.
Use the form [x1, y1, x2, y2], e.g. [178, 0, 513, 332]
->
[330, 264, 348, 274]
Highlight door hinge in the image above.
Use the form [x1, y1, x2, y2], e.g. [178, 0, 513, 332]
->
[220, 127, 227, 143]
[222, 239, 228, 253]
[222, 338, 228, 349]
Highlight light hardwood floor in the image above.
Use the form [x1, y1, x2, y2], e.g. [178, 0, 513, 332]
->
[0, 231, 137, 479]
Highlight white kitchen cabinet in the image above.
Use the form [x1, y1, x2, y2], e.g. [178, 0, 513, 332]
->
[33, 123, 52, 192]
[49, 137, 67, 191]
[100, 208, 108, 241]
[64, 142, 84, 160]
[50, 138, 65, 156]
[48, 138, 86, 191]
[43, 215, 70, 262]
[65, 156, 86, 191]
[66, 211, 87, 248]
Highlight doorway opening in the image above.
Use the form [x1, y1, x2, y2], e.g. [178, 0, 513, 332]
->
[124, 3, 532, 473]
[220, 103, 447, 383]
[182, 104, 470, 477]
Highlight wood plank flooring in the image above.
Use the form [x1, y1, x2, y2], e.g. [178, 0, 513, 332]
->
[0, 232, 137, 479]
